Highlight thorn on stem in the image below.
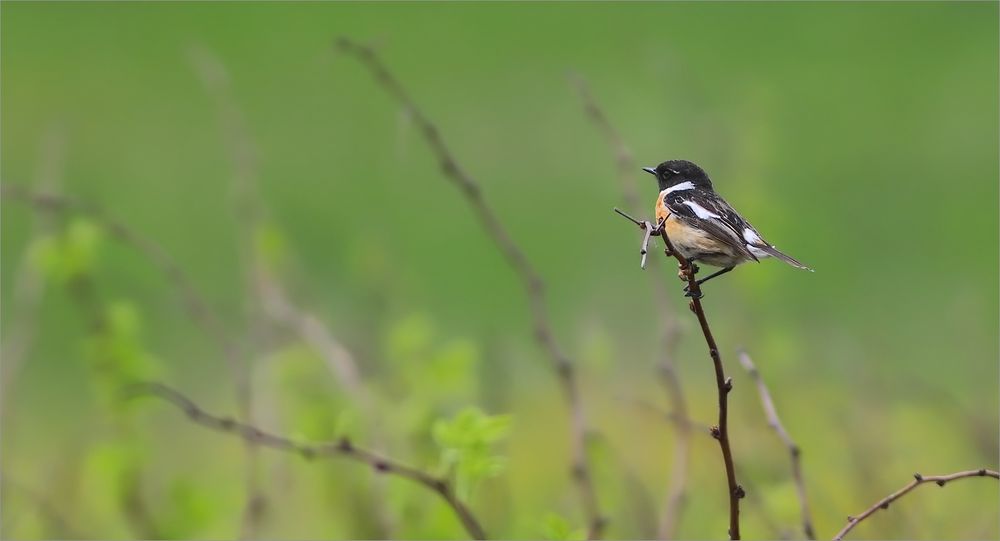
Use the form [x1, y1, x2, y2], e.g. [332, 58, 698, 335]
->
[913, 473, 923, 482]
[734, 485, 746, 499]
[373, 460, 389, 472]
[979, 469, 988, 476]
[847, 516, 856, 522]
[879, 502, 889, 510]
[723, 377, 733, 392]
[709, 425, 721, 439]
[936, 480, 946, 487]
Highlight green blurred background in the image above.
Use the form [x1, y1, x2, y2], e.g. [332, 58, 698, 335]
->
[2, 2, 998, 540]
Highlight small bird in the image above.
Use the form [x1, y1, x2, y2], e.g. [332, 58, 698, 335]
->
[644, 159, 811, 295]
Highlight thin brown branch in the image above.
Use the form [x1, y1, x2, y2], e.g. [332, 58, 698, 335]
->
[738, 350, 815, 540]
[654, 230, 743, 540]
[573, 76, 691, 540]
[832, 469, 999, 540]
[335, 37, 606, 538]
[127, 382, 487, 540]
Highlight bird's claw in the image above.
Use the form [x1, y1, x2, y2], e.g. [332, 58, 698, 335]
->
[683, 286, 704, 299]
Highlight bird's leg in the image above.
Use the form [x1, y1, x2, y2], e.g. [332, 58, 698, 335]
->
[683, 266, 734, 297]
[696, 266, 735, 286]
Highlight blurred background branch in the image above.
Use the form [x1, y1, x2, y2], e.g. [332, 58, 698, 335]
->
[738, 350, 815, 540]
[127, 382, 488, 540]
[571, 75, 692, 541]
[335, 37, 607, 538]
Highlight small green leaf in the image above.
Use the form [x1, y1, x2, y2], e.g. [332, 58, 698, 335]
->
[542, 513, 586, 541]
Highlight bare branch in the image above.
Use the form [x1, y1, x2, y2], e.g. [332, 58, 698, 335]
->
[126, 382, 487, 540]
[738, 350, 815, 539]
[334, 37, 607, 538]
[573, 76, 691, 540]
[653, 228, 743, 539]
[832, 469, 999, 540]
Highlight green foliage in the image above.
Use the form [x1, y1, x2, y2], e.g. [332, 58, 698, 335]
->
[157, 478, 220, 539]
[273, 343, 357, 441]
[541, 513, 586, 541]
[77, 441, 145, 538]
[432, 407, 511, 500]
[31, 219, 103, 284]
[82, 300, 163, 412]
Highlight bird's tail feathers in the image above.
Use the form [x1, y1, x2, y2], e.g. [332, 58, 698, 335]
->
[755, 244, 813, 271]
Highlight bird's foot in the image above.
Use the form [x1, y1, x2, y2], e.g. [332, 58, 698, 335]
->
[683, 285, 704, 299]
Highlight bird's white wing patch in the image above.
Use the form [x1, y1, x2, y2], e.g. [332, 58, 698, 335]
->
[663, 181, 695, 195]
[743, 227, 762, 244]
[681, 200, 721, 219]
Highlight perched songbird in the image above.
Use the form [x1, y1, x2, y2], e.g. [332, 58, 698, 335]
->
[644, 159, 811, 294]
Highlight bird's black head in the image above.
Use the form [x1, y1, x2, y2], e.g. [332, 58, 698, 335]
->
[642, 160, 713, 191]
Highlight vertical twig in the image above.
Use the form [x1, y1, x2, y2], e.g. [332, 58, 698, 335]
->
[191, 45, 395, 537]
[832, 469, 999, 540]
[738, 350, 815, 539]
[571, 76, 692, 540]
[335, 38, 607, 538]
[656, 232, 743, 540]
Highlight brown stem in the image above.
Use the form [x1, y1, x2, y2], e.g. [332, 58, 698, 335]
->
[127, 382, 487, 540]
[657, 231, 742, 540]
[335, 37, 606, 538]
[738, 350, 815, 539]
[573, 76, 691, 539]
[832, 469, 999, 540]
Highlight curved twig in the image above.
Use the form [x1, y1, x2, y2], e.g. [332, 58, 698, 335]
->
[832, 469, 999, 540]
[126, 382, 487, 540]
[335, 37, 606, 538]
[571, 75, 692, 540]
[738, 350, 814, 539]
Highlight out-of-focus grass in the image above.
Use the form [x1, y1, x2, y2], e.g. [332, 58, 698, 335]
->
[2, 2, 997, 540]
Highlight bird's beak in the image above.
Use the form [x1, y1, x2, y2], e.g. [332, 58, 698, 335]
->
[642, 167, 657, 176]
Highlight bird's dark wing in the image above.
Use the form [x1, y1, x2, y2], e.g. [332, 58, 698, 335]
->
[663, 190, 759, 262]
